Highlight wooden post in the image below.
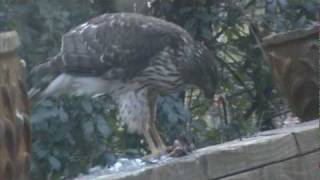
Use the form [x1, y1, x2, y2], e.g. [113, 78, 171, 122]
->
[0, 31, 31, 180]
[263, 26, 319, 121]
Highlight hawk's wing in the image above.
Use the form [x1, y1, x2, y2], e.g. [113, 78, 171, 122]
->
[35, 13, 192, 81]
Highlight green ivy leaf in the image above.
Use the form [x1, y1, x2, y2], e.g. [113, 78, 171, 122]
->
[81, 100, 93, 113]
[96, 115, 111, 138]
[82, 120, 94, 138]
[59, 107, 69, 122]
[48, 156, 61, 170]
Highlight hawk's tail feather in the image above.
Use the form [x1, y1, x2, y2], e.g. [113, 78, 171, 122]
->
[28, 73, 65, 101]
[28, 73, 111, 101]
[31, 55, 62, 76]
[30, 62, 51, 79]
[28, 88, 42, 101]
[28, 73, 60, 101]
[29, 55, 62, 101]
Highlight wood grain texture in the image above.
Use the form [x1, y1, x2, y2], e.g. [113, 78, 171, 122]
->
[0, 31, 30, 180]
[262, 26, 317, 47]
[263, 26, 319, 121]
[222, 151, 320, 180]
[97, 120, 319, 180]
[0, 31, 20, 54]
[199, 134, 299, 179]
[257, 120, 320, 153]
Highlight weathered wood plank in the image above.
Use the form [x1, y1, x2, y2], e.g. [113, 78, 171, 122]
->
[102, 156, 208, 180]
[0, 31, 20, 54]
[294, 126, 320, 153]
[222, 151, 320, 180]
[262, 26, 317, 47]
[199, 134, 298, 179]
[258, 120, 320, 153]
[263, 26, 319, 121]
[95, 120, 318, 180]
[0, 31, 30, 180]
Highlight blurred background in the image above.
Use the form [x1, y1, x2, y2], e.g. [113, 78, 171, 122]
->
[0, 0, 318, 179]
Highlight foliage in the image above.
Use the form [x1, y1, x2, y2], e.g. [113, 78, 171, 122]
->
[31, 96, 116, 179]
[1, 0, 318, 179]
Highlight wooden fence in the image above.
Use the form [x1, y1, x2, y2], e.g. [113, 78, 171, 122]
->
[263, 26, 319, 121]
[97, 120, 320, 180]
[0, 31, 30, 180]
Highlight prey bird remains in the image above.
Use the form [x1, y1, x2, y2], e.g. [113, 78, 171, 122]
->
[29, 13, 219, 154]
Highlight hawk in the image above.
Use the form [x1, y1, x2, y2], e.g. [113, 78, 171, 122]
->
[29, 13, 219, 154]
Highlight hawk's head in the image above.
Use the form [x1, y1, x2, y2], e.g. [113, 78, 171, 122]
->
[187, 43, 219, 99]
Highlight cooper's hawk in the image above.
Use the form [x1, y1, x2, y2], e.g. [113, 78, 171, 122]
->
[29, 13, 219, 154]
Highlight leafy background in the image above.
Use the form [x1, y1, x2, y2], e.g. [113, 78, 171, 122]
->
[0, 0, 318, 179]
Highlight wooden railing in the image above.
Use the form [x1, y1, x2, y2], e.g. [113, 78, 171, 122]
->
[263, 26, 319, 121]
[93, 120, 319, 180]
[0, 31, 30, 180]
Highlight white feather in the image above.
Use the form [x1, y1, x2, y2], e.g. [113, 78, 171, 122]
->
[71, 76, 109, 96]
[40, 73, 139, 98]
[41, 73, 110, 97]
[118, 90, 149, 134]
[41, 73, 74, 97]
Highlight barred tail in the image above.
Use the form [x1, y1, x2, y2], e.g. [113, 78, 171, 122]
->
[28, 87, 42, 101]
[28, 55, 62, 101]
[31, 55, 62, 75]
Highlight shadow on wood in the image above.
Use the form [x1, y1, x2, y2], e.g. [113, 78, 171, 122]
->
[0, 31, 31, 180]
[263, 26, 319, 121]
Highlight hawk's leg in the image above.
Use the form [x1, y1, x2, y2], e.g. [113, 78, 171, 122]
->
[144, 90, 166, 154]
[143, 127, 158, 154]
[149, 117, 166, 152]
